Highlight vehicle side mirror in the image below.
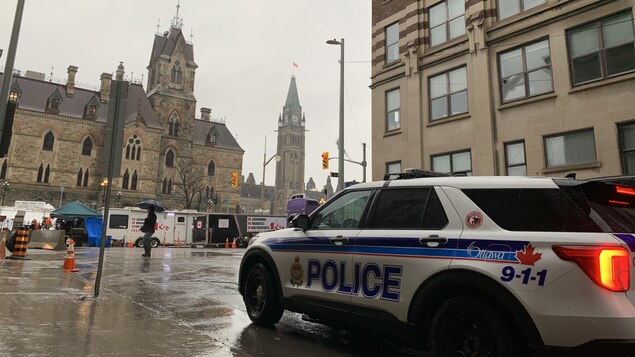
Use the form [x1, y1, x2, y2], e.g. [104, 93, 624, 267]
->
[291, 214, 310, 231]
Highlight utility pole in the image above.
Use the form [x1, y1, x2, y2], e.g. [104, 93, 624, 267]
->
[0, 0, 25, 152]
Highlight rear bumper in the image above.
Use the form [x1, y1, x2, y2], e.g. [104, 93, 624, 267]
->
[534, 340, 635, 357]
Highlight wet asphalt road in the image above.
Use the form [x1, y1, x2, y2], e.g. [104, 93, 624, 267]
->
[0, 247, 416, 356]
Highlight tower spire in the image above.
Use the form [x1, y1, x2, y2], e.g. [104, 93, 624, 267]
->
[171, 0, 183, 29]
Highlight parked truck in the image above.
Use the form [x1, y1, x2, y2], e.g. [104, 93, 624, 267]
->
[105, 208, 207, 248]
[206, 213, 287, 247]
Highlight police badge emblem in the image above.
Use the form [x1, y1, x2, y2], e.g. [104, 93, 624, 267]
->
[290, 256, 304, 287]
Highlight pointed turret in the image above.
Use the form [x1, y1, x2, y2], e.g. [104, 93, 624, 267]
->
[285, 76, 301, 109]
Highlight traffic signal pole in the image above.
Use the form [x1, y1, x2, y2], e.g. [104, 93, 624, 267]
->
[0, 0, 25, 154]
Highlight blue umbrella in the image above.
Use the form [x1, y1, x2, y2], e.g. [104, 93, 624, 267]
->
[137, 199, 166, 213]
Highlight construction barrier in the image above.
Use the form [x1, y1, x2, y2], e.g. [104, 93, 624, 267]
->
[8, 229, 30, 260]
[27, 230, 66, 250]
[63, 239, 79, 272]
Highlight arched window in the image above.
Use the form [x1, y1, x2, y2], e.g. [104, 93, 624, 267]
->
[0, 161, 6, 180]
[168, 112, 180, 137]
[126, 135, 143, 161]
[131, 171, 138, 190]
[168, 178, 172, 194]
[83, 169, 89, 187]
[162, 178, 168, 194]
[207, 161, 215, 176]
[165, 149, 175, 168]
[76, 169, 83, 186]
[171, 61, 182, 83]
[122, 170, 129, 190]
[82, 137, 93, 156]
[43, 132, 55, 151]
[44, 165, 50, 183]
[37, 164, 43, 183]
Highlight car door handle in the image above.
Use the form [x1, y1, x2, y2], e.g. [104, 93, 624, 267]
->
[329, 235, 348, 245]
[419, 235, 448, 247]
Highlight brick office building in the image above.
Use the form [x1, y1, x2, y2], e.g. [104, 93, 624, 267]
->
[371, 0, 635, 179]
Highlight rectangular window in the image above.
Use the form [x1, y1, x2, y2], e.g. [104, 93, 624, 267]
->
[505, 141, 527, 176]
[619, 121, 635, 175]
[499, 39, 553, 103]
[109, 215, 129, 229]
[429, 66, 468, 121]
[429, 0, 465, 47]
[385, 22, 399, 63]
[368, 188, 448, 229]
[386, 161, 401, 174]
[544, 129, 596, 168]
[568, 12, 635, 85]
[386, 88, 401, 131]
[498, 0, 545, 20]
[432, 150, 471, 175]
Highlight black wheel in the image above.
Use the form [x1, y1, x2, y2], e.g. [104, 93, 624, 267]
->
[151, 238, 160, 248]
[135, 238, 143, 248]
[244, 263, 283, 325]
[430, 296, 519, 357]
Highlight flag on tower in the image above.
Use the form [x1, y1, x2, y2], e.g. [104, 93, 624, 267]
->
[293, 62, 299, 68]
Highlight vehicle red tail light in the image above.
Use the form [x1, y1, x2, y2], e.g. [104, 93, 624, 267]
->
[553, 246, 630, 292]
[616, 186, 635, 196]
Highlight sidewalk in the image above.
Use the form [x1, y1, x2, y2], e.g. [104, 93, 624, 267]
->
[0, 249, 242, 357]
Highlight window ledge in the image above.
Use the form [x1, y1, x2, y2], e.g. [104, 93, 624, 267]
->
[424, 35, 469, 58]
[382, 59, 402, 70]
[383, 129, 402, 137]
[427, 113, 471, 127]
[569, 72, 635, 94]
[542, 161, 602, 174]
[498, 92, 557, 111]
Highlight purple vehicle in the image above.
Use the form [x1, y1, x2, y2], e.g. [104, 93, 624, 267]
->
[286, 194, 320, 225]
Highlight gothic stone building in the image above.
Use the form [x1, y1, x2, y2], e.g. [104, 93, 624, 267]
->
[0, 22, 243, 211]
[371, 0, 635, 179]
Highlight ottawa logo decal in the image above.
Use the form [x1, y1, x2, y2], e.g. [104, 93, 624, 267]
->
[465, 211, 484, 229]
[289, 256, 304, 287]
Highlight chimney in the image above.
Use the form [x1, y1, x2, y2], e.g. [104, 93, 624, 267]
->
[100, 72, 112, 103]
[66, 65, 78, 97]
[115, 62, 125, 81]
[200, 107, 211, 121]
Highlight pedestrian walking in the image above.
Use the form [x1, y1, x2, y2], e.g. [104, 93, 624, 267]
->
[140, 206, 157, 258]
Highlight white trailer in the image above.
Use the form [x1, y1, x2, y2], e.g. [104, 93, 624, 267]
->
[105, 208, 206, 248]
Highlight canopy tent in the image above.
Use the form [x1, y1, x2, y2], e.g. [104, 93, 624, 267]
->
[51, 200, 101, 219]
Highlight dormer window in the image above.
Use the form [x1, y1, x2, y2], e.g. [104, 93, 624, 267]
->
[207, 127, 219, 146]
[83, 96, 100, 120]
[45, 89, 63, 115]
[171, 61, 183, 84]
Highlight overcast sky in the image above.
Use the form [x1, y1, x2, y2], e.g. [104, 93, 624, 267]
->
[0, 0, 372, 191]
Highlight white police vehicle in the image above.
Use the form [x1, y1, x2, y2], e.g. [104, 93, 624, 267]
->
[238, 171, 635, 356]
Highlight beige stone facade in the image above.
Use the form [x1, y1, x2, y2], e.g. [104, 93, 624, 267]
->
[0, 23, 244, 211]
[371, 0, 635, 180]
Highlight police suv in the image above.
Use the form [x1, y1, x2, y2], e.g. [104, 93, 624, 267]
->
[238, 172, 635, 356]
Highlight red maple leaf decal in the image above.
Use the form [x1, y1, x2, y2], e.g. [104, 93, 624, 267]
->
[515, 244, 542, 265]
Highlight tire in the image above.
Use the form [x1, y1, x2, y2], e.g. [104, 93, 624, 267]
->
[429, 296, 519, 357]
[151, 238, 160, 248]
[244, 263, 283, 325]
[135, 238, 143, 248]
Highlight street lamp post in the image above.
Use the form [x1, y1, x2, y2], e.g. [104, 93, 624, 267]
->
[116, 191, 122, 207]
[326, 38, 345, 191]
[261, 153, 281, 213]
[100, 178, 108, 205]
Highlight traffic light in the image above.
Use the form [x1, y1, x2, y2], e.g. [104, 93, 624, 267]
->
[231, 172, 239, 188]
[322, 152, 329, 170]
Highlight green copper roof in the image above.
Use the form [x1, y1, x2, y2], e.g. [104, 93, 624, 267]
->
[285, 76, 301, 108]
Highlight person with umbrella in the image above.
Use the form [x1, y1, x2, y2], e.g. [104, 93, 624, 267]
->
[140, 205, 157, 258]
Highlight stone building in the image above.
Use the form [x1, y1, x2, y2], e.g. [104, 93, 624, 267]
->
[371, 0, 635, 179]
[0, 12, 243, 211]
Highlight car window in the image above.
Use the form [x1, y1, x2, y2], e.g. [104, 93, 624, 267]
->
[310, 190, 372, 230]
[368, 188, 448, 229]
[463, 188, 601, 232]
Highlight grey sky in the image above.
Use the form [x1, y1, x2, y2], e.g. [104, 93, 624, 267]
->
[0, 0, 372, 191]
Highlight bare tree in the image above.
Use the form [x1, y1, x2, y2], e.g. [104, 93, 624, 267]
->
[173, 158, 207, 209]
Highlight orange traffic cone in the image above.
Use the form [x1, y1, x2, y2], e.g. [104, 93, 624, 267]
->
[232, 238, 237, 249]
[225, 238, 229, 249]
[63, 239, 79, 272]
[128, 240, 134, 248]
